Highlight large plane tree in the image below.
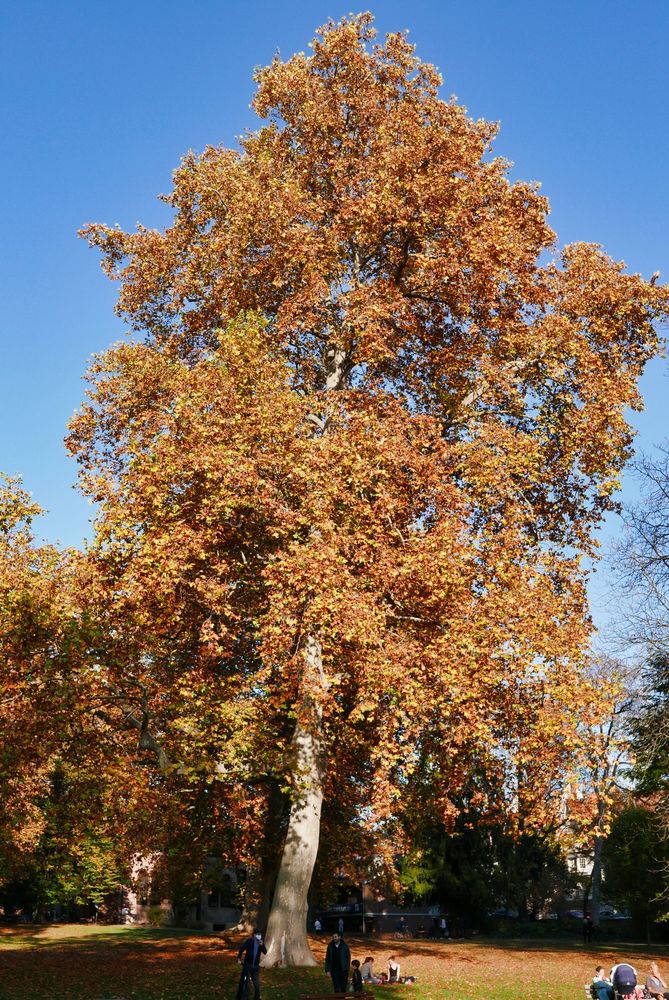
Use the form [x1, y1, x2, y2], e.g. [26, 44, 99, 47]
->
[70, 15, 668, 964]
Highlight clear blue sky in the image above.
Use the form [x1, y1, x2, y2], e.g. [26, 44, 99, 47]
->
[1, 1, 668, 633]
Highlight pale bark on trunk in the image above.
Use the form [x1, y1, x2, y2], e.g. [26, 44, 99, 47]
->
[263, 634, 327, 966]
[263, 337, 348, 966]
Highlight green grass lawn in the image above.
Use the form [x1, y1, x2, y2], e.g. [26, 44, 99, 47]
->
[1, 925, 667, 1000]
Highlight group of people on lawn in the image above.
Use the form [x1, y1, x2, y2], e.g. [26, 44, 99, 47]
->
[235, 928, 414, 999]
[592, 961, 669, 999]
[325, 932, 414, 992]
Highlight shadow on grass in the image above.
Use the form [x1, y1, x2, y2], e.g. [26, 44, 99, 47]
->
[0, 930, 337, 1000]
[0, 923, 210, 950]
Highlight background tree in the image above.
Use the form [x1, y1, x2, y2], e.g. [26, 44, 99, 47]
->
[0, 475, 227, 923]
[0, 474, 90, 883]
[601, 804, 669, 942]
[568, 656, 639, 927]
[615, 447, 669, 658]
[614, 449, 669, 834]
[627, 653, 669, 845]
[400, 757, 577, 925]
[72, 14, 669, 964]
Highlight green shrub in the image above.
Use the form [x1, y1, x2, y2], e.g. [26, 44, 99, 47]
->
[147, 905, 167, 927]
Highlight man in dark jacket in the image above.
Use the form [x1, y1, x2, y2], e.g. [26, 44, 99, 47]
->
[236, 928, 267, 1000]
[325, 932, 351, 993]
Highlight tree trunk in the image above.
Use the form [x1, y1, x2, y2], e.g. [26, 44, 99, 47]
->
[263, 634, 327, 966]
[263, 338, 348, 966]
[230, 779, 286, 933]
[231, 863, 268, 933]
[590, 795, 606, 928]
[590, 836, 603, 928]
[258, 865, 277, 931]
[229, 864, 278, 935]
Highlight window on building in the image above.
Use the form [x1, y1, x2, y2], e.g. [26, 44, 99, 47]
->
[208, 874, 236, 909]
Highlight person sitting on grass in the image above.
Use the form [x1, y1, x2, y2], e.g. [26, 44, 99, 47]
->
[351, 959, 363, 994]
[592, 966, 614, 1000]
[361, 957, 380, 984]
[646, 962, 669, 999]
[388, 956, 401, 983]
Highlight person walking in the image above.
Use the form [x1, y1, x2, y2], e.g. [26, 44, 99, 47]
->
[236, 928, 267, 1000]
[325, 932, 351, 993]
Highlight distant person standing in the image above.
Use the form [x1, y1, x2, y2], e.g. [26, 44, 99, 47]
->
[314, 917, 323, 933]
[583, 913, 594, 944]
[236, 928, 267, 1000]
[325, 932, 351, 993]
[338, 916, 344, 935]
